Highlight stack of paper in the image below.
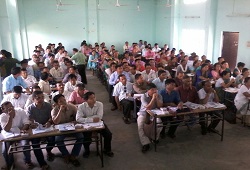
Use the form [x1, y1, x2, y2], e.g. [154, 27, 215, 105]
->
[32, 124, 54, 134]
[82, 121, 104, 130]
[56, 123, 76, 131]
[205, 102, 225, 108]
[184, 102, 205, 109]
[1, 127, 20, 139]
[151, 109, 169, 115]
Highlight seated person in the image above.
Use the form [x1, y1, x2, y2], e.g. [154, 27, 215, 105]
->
[235, 68, 249, 86]
[133, 73, 147, 94]
[198, 80, 221, 134]
[1, 86, 29, 109]
[176, 59, 190, 76]
[152, 70, 167, 92]
[159, 79, 183, 138]
[137, 83, 163, 153]
[62, 66, 81, 83]
[215, 70, 236, 102]
[113, 74, 134, 124]
[0, 102, 34, 170]
[64, 74, 82, 93]
[234, 77, 250, 119]
[38, 72, 52, 95]
[2, 67, 31, 95]
[76, 92, 114, 157]
[24, 85, 50, 110]
[105, 62, 117, 81]
[20, 68, 38, 88]
[51, 83, 71, 105]
[211, 63, 221, 81]
[194, 63, 212, 90]
[233, 62, 245, 77]
[155, 64, 171, 79]
[27, 91, 55, 168]
[141, 63, 156, 83]
[49, 60, 64, 82]
[51, 94, 83, 167]
[174, 71, 184, 87]
[68, 83, 88, 105]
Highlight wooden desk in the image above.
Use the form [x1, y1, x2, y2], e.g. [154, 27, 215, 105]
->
[0, 126, 105, 169]
[147, 106, 226, 151]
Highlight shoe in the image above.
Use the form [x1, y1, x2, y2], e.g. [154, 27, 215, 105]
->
[141, 144, 150, 153]
[47, 152, 55, 162]
[123, 117, 131, 124]
[103, 151, 114, 157]
[41, 164, 49, 170]
[25, 162, 35, 169]
[83, 150, 90, 158]
[201, 129, 207, 135]
[152, 140, 159, 144]
[167, 133, 176, 139]
[63, 155, 71, 164]
[160, 132, 166, 139]
[111, 106, 117, 111]
[208, 128, 219, 134]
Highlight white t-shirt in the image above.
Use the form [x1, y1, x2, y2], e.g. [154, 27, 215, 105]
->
[234, 85, 250, 104]
[198, 88, 215, 103]
[113, 82, 133, 101]
[1, 93, 29, 109]
[215, 78, 224, 88]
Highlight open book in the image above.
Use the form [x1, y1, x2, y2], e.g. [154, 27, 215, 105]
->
[81, 121, 104, 130]
[205, 102, 226, 109]
[55, 123, 76, 131]
[32, 124, 54, 134]
[1, 127, 21, 139]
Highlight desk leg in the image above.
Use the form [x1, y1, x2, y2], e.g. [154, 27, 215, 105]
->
[154, 114, 157, 152]
[221, 110, 225, 141]
[100, 133, 104, 167]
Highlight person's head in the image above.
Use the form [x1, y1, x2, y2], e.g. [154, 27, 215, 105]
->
[116, 64, 123, 74]
[218, 57, 225, 63]
[76, 83, 86, 97]
[242, 68, 249, 76]
[32, 54, 40, 63]
[56, 82, 64, 91]
[202, 80, 212, 92]
[66, 60, 73, 68]
[244, 77, 250, 86]
[201, 55, 206, 61]
[72, 48, 78, 54]
[83, 91, 96, 106]
[145, 63, 151, 73]
[68, 74, 77, 84]
[58, 47, 64, 54]
[118, 74, 127, 84]
[149, 59, 155, 67]
[110, 62, 117, 72]
[135, 73, 144, 84]
[53, 60, 59, 69]
[38, 62, 45, 70]
[69, 66, 77, 74]
[182, 75, 192, 87]
[193, 60, 201, 68]
[41, 72, 49, 81]
[1, 101, 14, 114]
[221, 70, 230, 79]
[158, 70, 167, 81]
[20, 68, 28, 78]
[11, 67, 21, 76]
[146, 83, 158, 96]
[165, 79, 176, 91]
[13, 86, 23, 99]
[32, 85, 41, 92]
[213, 63, 221, 71]
[180, 59, 187, 66]
[32, 91, 44, 104]
[48, 53, 55, 60]
[20, 59, 29, 68]
[221, 61, 229, 69]
[53, 94, 66, 105]
[237, 62, 245, 69]
[177, 72, 184, 79]
[201, 63, 209, 71]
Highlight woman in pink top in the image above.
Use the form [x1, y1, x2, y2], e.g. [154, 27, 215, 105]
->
[211, 63, 221, 80]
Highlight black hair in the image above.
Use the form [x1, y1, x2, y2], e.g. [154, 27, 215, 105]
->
[237, 62, 245, 68]
[118, 74, 126, 80]
[115, 64, 123, 69]
[76, 83, 85, 90]
[135, 73, 142, 80]
[40, 72, 49, 80]
[242, 68, 249, 74]
[221, 70, 230, 77]
[158, 70, 166, 77]
[146, 83, 157, 90]
[48, 53, 55, 57]
[165, 79, 176, 85]
[32, 91, 43, 99]
[244, 77, 250, 84]
[69, 66, 77, 70]
[20, 59, 29, 64]
[21, 68, 27, 72]
[53, 94, 65, 103]
[221, 61, 227, 65]
[13, 86, 22, 93]
[73, 48, 78, 52]
[201, 80, 210, 87]
[83, 91, 95, 101]
[11, 67, 21, 75]
[68, 74, 77, 80]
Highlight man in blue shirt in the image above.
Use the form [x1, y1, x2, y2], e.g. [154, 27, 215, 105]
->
[152, 70, 167, 92]
[159, 79, 183, 139]
[2, 67, 31, 95]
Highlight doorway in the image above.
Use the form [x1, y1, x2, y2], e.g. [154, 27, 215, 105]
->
[221, 32, 239, 70]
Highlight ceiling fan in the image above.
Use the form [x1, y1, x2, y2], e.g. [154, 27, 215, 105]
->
[137, 0, 140, 11]
[115, 0, 128, 7]
[56, 0, 74, 6]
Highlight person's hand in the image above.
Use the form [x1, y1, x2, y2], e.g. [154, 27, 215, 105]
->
[44, 122, 51, 128]
[21, 129, 28, 134]
[152, 93, 158, 99]
[30, 123, 38, 129]
[177, 102, 183, 109]
[93, 117, 100, 123]
[59, 105, 67, 111]
[230, 78, 235, 83]
[7, 107, 15, 118]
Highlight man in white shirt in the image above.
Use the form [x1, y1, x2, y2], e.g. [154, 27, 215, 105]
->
[21, 68, 38, 88]
[152, 70, 167, 92]
[49, 60, 64, 82]
[76, 91, 114, 157]
[0, 101, 34, 169]
[1, 86, 29, 109]
[198, 80, 221, 135]
[64, 74, 82, 93]
[123, 41, 130, 52]
[152, 43, 161, 53]
[129, 65, 141, 83]
[113, 74, 134, 124]
[55, 46, 65, 62]
[141, 63, 156, 83]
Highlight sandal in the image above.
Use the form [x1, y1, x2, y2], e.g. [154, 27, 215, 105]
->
[25, 162, 35, 169]
[70, 158, 80, 167]
[41, 164, 49, 170]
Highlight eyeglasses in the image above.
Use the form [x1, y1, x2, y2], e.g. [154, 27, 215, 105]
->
[124, 86, 127, 93]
